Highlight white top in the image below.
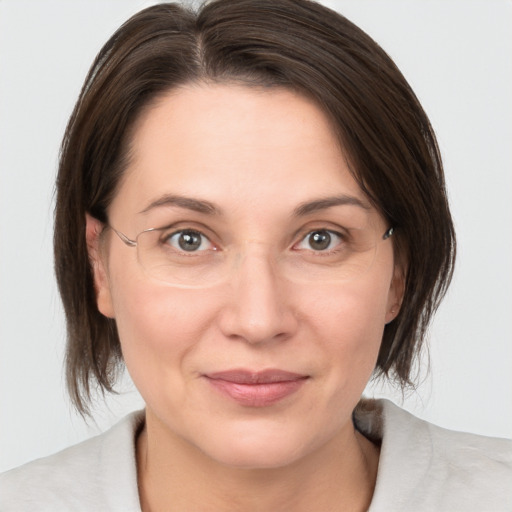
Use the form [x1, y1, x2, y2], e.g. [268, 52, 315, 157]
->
[1, 399, 511, 511]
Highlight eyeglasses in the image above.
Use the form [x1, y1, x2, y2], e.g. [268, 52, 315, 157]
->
[108, 222, 394, 289]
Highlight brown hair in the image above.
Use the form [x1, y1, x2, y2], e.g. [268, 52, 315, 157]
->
[55, 0, 456, 415]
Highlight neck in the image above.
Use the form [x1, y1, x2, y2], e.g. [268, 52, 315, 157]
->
[136, 412, 379, 512]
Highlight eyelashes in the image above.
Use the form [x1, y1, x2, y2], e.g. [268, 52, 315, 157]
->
[293, 229, 344, 253]
[163, 229, 215, 253]
[159, 227, 346, 255]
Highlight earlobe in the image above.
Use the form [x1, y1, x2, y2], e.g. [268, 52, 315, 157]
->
[85, 213, 115, 318]
[385, 265, 406, 324]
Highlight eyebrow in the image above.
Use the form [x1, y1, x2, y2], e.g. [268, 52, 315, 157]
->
[293, 195, 371, 216]
[139, 193, 369, 217]
[139, 194, 220, 215]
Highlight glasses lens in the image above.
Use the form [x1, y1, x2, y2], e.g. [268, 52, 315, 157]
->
[279, 226, 379, 284]
[135, 221, 384, 288]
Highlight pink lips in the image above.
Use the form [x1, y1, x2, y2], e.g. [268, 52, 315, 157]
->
[204, 369, 308, 407]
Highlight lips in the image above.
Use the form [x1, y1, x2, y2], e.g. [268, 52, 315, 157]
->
[204, 369, 309, 407]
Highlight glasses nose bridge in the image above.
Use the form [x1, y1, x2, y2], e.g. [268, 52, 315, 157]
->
[230, 239, 281, 278]
[111, 223, 392, 288]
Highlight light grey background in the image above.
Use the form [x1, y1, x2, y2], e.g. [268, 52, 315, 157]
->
[1, 0, 511, 472]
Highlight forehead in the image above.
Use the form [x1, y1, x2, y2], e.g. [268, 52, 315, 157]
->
[110, 84, 369, 221]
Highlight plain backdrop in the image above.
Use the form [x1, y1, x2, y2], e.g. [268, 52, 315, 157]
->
[1, 0, 511, 473]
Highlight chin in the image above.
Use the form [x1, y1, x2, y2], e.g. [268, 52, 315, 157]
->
[195, 422, 319, 470]
[209, 444, 302, 470]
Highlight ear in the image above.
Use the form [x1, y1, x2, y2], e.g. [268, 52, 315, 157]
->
[85, 213, 115, 318]
[385, 264, 406, 324]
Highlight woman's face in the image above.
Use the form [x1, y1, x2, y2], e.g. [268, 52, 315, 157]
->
[88, 84, 402, 468]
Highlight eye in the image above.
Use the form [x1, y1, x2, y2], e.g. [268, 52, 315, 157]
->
[295, 229, 343, 252]
[164, 229, 214, 252]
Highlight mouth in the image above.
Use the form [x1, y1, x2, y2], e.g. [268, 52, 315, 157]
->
[203, 369, 309, 407]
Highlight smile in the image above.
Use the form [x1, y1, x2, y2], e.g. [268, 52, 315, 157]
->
[204, 369, 309, 407]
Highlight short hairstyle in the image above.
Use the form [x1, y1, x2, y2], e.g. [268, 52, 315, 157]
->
[54, 0, 456, 415]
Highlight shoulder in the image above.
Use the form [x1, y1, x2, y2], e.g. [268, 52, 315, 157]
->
[0, 410, 144, 512]
[356, 399, 512, 512]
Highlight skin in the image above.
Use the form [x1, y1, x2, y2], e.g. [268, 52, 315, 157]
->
[86, 84, 404, 512]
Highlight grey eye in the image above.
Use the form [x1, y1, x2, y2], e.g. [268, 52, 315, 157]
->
[294, 229, 343, 252]
[166, 230, 211, 252]
[308, 230, 332, 251]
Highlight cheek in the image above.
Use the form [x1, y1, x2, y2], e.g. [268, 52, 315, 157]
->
[113, 281, 203, 342]
[107, 269, 218, 399]
[310, 279, 389, 342]
[303, 276, 391, 380]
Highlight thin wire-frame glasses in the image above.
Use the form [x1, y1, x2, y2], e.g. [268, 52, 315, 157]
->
[108, 224, 394, 288]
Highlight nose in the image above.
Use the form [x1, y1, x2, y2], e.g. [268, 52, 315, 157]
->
[217, 246, 298, 345]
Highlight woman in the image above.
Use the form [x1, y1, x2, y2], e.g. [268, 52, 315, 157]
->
[1, 1, 510, 510]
